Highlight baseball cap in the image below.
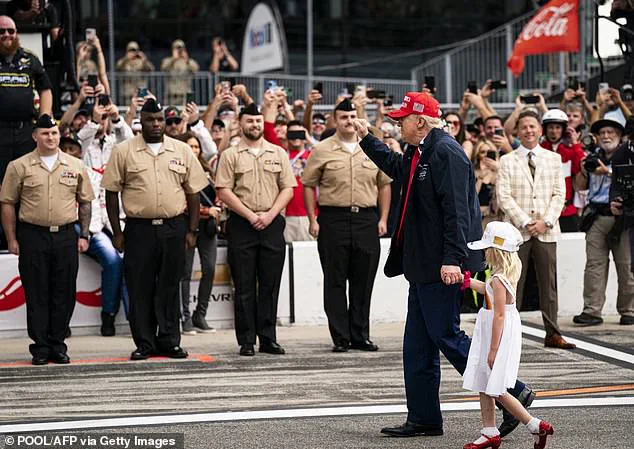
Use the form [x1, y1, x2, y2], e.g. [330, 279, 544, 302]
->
[212, 119, 225, 129]
[622, 84, 633, 92]
[164, 106, 181, 120]
[172, 39, 186, 50]
[387, 92, 441, 120]
[74, 109, 89, 119]
[126, 41, 140, 52]
[467, 221, 523, 253]
[131, 118, 142, 132]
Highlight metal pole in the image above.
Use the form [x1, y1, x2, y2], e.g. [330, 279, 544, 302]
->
[579, 0, 586, 80]
[107, 0, 116, 100]
[444, 54, 452, 103]
[307, 0, 313, 97]
[559, 52, 566, 91]
[505, 24, 514, 103]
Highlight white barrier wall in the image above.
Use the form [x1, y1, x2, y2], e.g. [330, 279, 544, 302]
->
[0, 233, 621, 335]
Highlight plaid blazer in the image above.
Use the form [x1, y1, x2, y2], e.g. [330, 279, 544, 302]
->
[496, 145, 566, 243]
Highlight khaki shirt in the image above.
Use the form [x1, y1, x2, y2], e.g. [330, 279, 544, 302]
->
[301, 135, 391, 207]
[215, 138, 297, 212]
[0, 150, 94, 226]
[101, 135, 208, 219]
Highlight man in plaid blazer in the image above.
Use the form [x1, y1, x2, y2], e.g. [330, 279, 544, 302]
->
[497, 110, 576, 349]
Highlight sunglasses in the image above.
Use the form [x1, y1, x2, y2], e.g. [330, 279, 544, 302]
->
[312, 119, 325, 125]
[166, 118, 182, 126]
[445, 120, 460, 126]
[0, 28, 16, 35]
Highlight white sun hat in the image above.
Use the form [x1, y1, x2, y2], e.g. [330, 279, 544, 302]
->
[467, 221, 523, 253]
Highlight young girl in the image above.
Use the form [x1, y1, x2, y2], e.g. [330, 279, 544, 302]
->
[461, 221, 554, 449]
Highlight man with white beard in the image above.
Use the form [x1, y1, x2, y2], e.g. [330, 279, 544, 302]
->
[573, 118, 634, 326]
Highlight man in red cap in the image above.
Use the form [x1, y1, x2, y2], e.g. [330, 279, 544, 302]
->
[354, 92, 535, 439]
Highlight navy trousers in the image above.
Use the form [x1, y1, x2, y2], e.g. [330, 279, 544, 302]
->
[404, 281, 526, 427]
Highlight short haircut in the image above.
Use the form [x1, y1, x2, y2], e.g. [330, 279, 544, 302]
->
[565, 102, 584, 113]
[517, 110, 540, 124]
[287, 120, 303, 128]
[484, 115, 504, 127]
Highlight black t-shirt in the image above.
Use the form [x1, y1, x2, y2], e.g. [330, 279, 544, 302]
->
[0, 48, 52, 121]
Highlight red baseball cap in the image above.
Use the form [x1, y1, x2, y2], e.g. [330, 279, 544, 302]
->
[387, 92, 441, 120]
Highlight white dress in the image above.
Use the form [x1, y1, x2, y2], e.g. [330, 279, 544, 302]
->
[462, 274, 522, 397]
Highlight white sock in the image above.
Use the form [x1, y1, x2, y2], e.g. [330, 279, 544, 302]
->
[526, 417, 541, 434]
[472, 427, 500, 443]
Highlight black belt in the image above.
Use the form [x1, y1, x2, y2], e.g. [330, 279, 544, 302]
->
[20, 222, 74, 233]
[0, 120, 33, 129]
[319, 206, 377, 214]
[590, 203, 613, 216]
[126, 215, 184, 226]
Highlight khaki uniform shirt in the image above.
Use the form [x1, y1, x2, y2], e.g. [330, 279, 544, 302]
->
[101, 135, 208, 219]
[301, 135, 391, 207]
[0, 149, 94, 226]
[215, 138, 297, 212]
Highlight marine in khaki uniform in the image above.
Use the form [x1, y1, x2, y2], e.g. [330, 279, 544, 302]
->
[302, 99, 392, 353]
[216, 103, 297, 356]
[101, 99, 208, 361]
[0, 115, 94, 365]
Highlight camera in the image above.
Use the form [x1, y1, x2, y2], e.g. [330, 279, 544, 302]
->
[583, 150, 607, 173]
[490, 80, 507, 90]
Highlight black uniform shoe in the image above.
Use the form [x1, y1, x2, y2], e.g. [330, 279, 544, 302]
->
[620, 315, 634, 325]
[160, 346, 188, 359]
[240, 344, 255, 356]
[380, 421, 443, 437]
[32, 355, 48, 366]
[350, 340, 379, 351]
[49, 352, 70, 364]
[332, 342, 349, 353]
[573, 312, 603, 326]
[499, 386, 536, 437]
[259, 341, 286, 355]
[130, 348, 152, 361]
[101, 312, 116, 336]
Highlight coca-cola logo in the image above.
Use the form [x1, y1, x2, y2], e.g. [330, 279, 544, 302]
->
[519, 3, 575, 42]
[0, 276, 102, 311]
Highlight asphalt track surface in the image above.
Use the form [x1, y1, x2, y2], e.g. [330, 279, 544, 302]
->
[0, 314, 632, 449]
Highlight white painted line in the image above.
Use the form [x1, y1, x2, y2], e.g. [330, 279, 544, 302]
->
[521, 324, 634, 366]
[2, 396, 633, 433]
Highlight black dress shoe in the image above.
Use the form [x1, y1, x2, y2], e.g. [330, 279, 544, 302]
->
[259, 341, 286, 354]
[332, 342, 349, 353]
[160, 346, 188, 359]
[499, 386, 535, 437]
[32, 355, 48, 366]
[350, 340, 379, 351]
[101, 311, 116, 337]
[130, 348, 152, 361]
[49, 352, 70, 364]
[573, 312, 603, 326]
[620, 315, 634, 325]
[240, 344, 255, 356]
[380, 421, 443, 437]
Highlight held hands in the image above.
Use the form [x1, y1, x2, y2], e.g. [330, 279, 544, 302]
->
[250, 211, 275, 231]
[352, 118, 370, 139]
[526, 220, 548, 237]
[440, 265, 462, 285]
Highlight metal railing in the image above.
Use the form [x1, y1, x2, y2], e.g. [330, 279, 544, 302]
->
[410, 4, 621, 104]
[109, 71, 416, 108]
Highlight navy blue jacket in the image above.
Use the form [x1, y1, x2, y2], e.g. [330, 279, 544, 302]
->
[359, 128, 484, 284]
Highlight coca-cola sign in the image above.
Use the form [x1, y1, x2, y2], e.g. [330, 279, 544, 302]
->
[508, 0, 580, 76]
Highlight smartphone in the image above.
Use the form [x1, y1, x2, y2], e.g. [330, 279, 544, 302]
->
[567, 77, 579, 90]
[383, 98, 393, 107]
[87, 74, 98, 88]
[267, 80, 278, 92]
[313, 82, 323, 94]
[98, 94, 110, 106]
[486, 150, 498, 160]
[186, 92, 196, 104]
[346, 83, 356, 97]
[367, 89, 386, 99]
[467, 81, 478, 94]
[424, 76, 436, 92]
[520, 95, 540, 104]
[137, 86, 148, 98]
[85, 28, 96, 42]
[599, 82, 609, 93]
[490, 80, 507, 90]
[494, 128, 504, 137]
[354, 85, 366, 97]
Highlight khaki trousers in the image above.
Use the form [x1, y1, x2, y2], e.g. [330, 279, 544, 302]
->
[583, 215, 634, 318]
[284, 216, 315, 242]
[516, 238, 561, 337]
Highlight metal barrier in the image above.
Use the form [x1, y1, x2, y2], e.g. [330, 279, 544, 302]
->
[110, 71, 416, 108]
[410, 3, 622, 104]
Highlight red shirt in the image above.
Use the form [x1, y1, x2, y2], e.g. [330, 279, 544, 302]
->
[542, 140, 585, 217]
[263, 121, 316, 217]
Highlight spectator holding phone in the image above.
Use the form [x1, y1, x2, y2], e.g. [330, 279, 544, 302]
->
[303, 88, 324, 142]
[209, 37, 239, 73]
[560, 79, 594, 121]
[593, 86, 632, 126]
[60, 81, 106, 137]
[161, 39, 199, 106]
[115, 41, 155, 103]
[458, 79, 498, 122]
[77, 31, 111, 95]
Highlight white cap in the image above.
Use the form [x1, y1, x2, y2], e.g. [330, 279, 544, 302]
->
[131, 118, 141, 132]
[467, 221, 523, 253]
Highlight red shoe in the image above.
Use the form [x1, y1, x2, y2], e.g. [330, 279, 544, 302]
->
[533, 420, 554, 449]
[464, 434, 501, 449]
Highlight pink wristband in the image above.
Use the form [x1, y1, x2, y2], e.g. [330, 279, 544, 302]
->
[460, 271, 471, 291]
